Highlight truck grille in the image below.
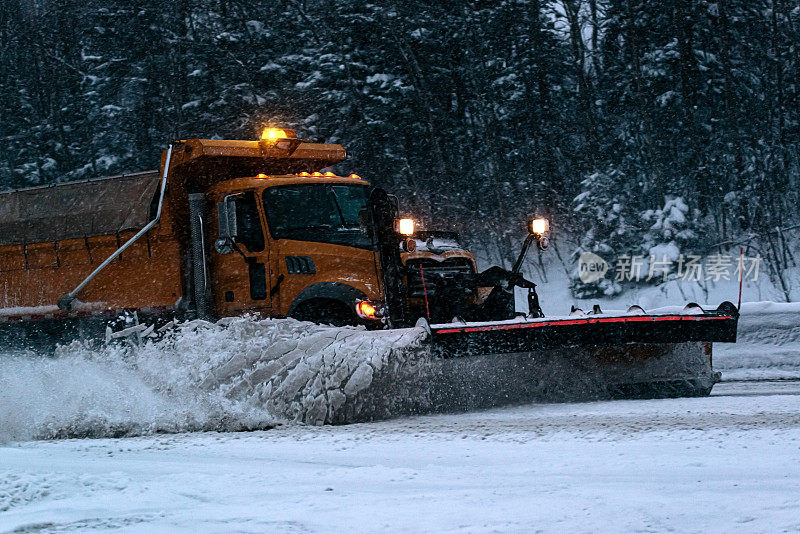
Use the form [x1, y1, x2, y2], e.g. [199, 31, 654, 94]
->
[405, 259, 475, 298]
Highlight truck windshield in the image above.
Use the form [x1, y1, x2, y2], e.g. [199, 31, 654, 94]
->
[262, 184, 371, 248]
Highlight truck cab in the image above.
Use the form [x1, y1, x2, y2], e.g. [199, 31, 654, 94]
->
[207, 174, 383, 325]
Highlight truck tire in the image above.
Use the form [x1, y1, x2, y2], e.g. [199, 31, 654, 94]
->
[290, 298, 357, 327]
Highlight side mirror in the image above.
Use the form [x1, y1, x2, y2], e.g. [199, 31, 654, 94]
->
[215, 196, 239, 254]
[217, 197, 238, 239]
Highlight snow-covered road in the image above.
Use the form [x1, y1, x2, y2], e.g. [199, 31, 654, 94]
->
[1, 304, 799, 532]
[2, 379, 799, 533]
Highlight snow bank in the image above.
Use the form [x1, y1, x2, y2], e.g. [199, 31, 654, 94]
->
[0, 317, 428, 442]
[715, 305, 800, 381]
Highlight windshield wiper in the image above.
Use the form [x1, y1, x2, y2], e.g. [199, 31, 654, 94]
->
[329, 187, 348, 228]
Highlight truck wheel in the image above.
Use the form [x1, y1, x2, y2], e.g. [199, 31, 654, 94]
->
[290, 299, 357, 327]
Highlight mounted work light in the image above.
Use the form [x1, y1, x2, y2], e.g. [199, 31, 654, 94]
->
[530, 218, 549, 236]
[258, 127, 301, 155]
[261, 128, 297, 140]
[396, 218, 415, 236]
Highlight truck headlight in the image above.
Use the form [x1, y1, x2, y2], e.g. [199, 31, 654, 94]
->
[356, 300, 383, 320]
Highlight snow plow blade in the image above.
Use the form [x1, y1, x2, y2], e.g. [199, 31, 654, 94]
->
[417, 302, 739, 403]
[429, 302, 738, 357]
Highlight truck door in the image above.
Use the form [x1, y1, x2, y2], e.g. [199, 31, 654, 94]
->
[210, 190, 271, 317]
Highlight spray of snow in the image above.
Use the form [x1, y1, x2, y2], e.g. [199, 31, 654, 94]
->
[0, 317, 427, 442]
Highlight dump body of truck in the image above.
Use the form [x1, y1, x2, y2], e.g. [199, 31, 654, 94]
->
[0, 171, 183, 317]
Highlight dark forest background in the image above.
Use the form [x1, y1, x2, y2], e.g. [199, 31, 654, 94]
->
[1, 0, 798, 298]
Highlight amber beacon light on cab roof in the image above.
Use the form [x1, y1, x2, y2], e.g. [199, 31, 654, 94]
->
[0, 127, 738, 400]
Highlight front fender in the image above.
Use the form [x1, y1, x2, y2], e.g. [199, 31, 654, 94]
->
[287, 282, 368, 317]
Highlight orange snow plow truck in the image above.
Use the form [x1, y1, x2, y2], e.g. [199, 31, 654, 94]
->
[0, 128, 738, 400]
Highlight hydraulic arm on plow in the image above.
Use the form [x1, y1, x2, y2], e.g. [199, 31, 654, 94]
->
[0, 127, 738, 400]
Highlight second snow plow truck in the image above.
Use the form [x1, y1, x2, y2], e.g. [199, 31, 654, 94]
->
[0, 128, 738, 415]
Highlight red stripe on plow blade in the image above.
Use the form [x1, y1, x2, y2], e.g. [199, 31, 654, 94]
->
[433, 314, 734, 334]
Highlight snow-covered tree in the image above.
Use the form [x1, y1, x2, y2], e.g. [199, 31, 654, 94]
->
[639, 197, 700, 283]
[570, 168, 634, 298]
